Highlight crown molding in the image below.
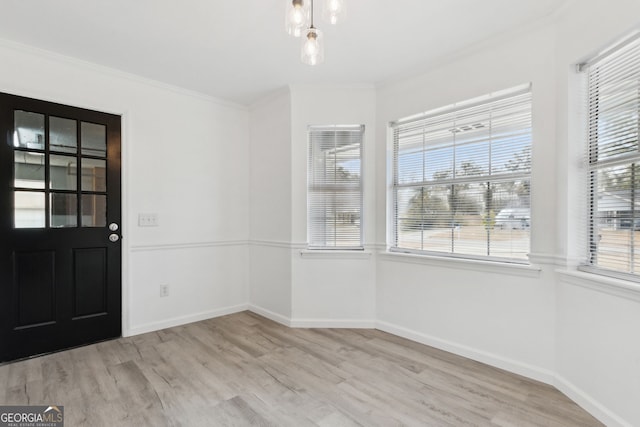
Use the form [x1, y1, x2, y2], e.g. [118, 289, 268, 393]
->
[0, 37, 248, 112]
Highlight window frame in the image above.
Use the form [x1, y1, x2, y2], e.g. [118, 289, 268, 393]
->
[578, 32, 640, 282]
[389, 84, 533, 264]
[307, 124, 365, 250]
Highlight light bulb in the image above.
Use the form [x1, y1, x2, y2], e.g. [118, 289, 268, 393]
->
[323, 0, 345, 25]
[301, 28, 324, 65]
[305, 37, 319, 55]
[285, 0, 310, 37]
[290, 6, 304, 25]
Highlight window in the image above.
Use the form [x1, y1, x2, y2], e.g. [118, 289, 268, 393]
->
[581, 33, 640, 279]
[13, 110, 108, 229]
[308, 125, 364, 249]
[391, 84, 532, 262]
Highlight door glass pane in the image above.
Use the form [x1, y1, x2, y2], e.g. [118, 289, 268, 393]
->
[51, 193, 77, 228]
[14, 151, 45, 189]
[50, 117, 77, 153]
[81, 158, 106, 192]
[15, 191, 45, 228]
[82, 194, 106, 227]
[81, 122, 106, 157]
[50, 154, 77, 190]
[14, 111, 45, 150]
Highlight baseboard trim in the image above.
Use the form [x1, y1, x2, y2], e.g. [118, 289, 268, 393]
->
[126, 303, 249, 336]
[554, 375, 632, 427]
[374, 319, 629, 426]
[290, 318, 377, 328]
[247, 304, 291, 327]
[375, 319, 556, 385]
[247, 305, 376, 329]
[247, 308, 555, 384]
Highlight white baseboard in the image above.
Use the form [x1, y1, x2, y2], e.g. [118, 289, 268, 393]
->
[126, 303, 249, 336]
[375, 319, 556, 385]
[290, 318, 376, 328]
[376, 318, 629, 426]
[247, 305, 376, 329]
[554, 375, 632, 427]
[247, 304, 292, 327]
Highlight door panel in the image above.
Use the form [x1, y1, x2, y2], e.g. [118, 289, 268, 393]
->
[73, 247, 107, 318]
[0, 92, 121, 362]
[14, 251, 56, 328]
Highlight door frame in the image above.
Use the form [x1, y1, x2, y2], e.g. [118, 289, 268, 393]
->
[118, 111, 131, 337]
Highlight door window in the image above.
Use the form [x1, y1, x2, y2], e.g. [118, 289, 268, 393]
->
[12, 111, 108, 228]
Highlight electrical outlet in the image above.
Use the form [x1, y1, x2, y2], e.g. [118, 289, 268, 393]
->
[138, 213, 158, 227]
[160, 284, 169, 298]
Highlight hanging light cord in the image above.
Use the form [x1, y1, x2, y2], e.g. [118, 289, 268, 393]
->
[310, 0, 315, 29]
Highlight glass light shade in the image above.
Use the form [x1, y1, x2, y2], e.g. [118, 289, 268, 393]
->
[285, 0, 310, 37]
[301, 27, 324, 65]
[322, 0, 346, 25]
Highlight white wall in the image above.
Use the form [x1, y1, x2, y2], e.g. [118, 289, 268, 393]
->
[554, 1, 640, 426]
[292, 252, 375, 326]
[248, 90, 293, 321]
[375, 24, 558, 378]
[248, 85, 377, 325]
[555, 274, 640, 427]
[289, 85, 377, 325]
[0, 39, 251, 336]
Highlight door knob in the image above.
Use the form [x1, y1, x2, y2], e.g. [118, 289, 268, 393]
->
[108, 233, 119, 242]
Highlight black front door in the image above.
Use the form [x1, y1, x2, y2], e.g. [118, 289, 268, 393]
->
[0, 93, 122, 362]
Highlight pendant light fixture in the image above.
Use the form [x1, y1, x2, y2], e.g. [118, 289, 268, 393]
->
[301, 1, 324, 66]
[285, 0, 346, 65]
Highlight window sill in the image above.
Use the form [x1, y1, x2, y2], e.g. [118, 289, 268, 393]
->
[556, 269, 640, 302]
[378, 251, 541, 278]
[299, 249, 372, 260]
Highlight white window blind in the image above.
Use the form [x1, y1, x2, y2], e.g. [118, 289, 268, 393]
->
[391, 85, 532, 262]
[582, 33, 640, 278]
[308, 125, 364, 249]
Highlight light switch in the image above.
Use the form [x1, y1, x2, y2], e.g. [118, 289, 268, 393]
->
[138, 213, 158, 227]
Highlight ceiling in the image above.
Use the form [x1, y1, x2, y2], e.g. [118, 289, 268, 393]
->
[0, 0, 567, 105]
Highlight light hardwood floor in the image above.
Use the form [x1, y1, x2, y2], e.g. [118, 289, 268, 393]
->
[0, 311, 602, 426]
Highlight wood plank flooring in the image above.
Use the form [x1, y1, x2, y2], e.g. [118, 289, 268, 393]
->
[0, 311, 602, 426]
